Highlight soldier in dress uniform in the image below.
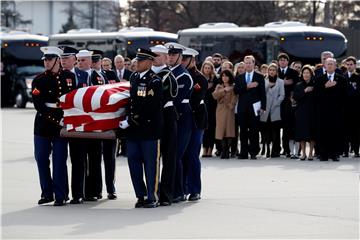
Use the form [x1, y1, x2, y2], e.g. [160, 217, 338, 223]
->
[32, 46, 76, 206]
[181, 47, 208, 201]
[119, 48, 163, 208]
[150, 45, 178, 206]
[164, 42, 193, 203]
[59, 46, 89, 204]
[89, 50, 118, 200]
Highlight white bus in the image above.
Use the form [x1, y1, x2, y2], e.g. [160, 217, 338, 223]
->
[49, 27, 178, 60]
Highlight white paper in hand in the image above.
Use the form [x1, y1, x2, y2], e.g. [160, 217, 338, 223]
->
[253, 101, 261, 116]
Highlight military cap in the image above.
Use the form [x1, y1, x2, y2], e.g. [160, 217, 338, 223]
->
[164, 42, 186, 54]
[182, 47, 199, 58]
[76, 49, 93, 58]
[135, 48, 158, 61]
[58, 46, 79, 57]
[40, 46, 63, 60]
[91, 50, 104, 62]
[150, 45, 168, 54]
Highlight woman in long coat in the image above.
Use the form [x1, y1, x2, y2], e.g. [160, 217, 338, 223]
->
[260, 63, 285, 158]
[212, 70, 238, 159]
[293, 65, 316, 160]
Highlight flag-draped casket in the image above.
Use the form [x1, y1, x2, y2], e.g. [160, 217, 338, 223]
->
[59, 82, 130, 133]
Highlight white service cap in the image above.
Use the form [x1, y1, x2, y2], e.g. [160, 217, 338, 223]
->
[76, 49, 93, 58]
[164, 42, 186, 53]
[150, 45, 168, 54]
[40, 46, 63, 59]
[183, 47, 199, 57]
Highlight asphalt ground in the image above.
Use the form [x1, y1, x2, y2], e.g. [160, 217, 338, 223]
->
[1, 107, 359, 239]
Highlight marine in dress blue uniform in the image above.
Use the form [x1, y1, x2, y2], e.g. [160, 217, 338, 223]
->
[181, 47, 208, 201]
[32, 46, 76, 206]
[150, 45, 178, 206]
[164, 42, 194, 203]
[119, 48, 163, 208]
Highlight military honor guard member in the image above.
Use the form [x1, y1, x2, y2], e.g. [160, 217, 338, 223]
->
[119, 48, 163, 208]
[150, 45, 178, 206]
[181, 47, 208, 201]
[59, 46, 89, 204]
[32, 46, 76, 206]
[89, 50, 118, 200]
[164, 42, 194, 203]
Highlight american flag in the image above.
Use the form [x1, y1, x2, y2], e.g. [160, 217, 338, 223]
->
[59, 82, 130, 132]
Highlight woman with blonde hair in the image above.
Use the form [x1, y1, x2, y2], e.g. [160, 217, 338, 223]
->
[260, 63, 285, 158]
[200, 61, 218, 157]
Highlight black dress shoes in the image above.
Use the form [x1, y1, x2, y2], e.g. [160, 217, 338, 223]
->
[135, 198, 145, 208]
[160, 201, 171, 206]
[143, 200, 159, 208]
[70, 198, 84, 204]
[250, 155, 257, 160]
[188, 193, 201, 201]
[53, 199, 66, 206]
[172, 195, 186, 203]
[38, 197, 54, 205]
[97, 194, 103, 200]
[84, 197, 98, 202]
[107, 193, 117, 200]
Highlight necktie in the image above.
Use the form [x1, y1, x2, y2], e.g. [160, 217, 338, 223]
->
[281, 69, 285, 76]
[246, 73, 250, 84]
[118, 70, 122, 80]
[328, 75, 332, 81]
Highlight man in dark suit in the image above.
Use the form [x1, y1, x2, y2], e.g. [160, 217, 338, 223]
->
[314, 58, 347, 161]
[234, 55, 266, 159]
[114, 54, 133, 81]
[343, 56, 360, 158]
[212, 53, 223, 75]
[277, 53, 299, 158]
[314, 51, 342, 78]
[59, 46, 90, 204]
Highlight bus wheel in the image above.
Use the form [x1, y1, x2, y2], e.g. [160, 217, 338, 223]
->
[15, 89, 27, 108]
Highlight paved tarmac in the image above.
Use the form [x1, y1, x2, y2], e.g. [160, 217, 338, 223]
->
[1, 107, 359, 239]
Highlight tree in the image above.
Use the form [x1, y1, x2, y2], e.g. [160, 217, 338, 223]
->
[60, 2, 77, 33]
[61, 1, 122, 33]
[124, 0, 360, 32]
[1, 0, 32, 30]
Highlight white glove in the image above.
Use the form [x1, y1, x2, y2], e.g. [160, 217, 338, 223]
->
[119, 120, 129, 129]
[59, 118, 64, 127]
